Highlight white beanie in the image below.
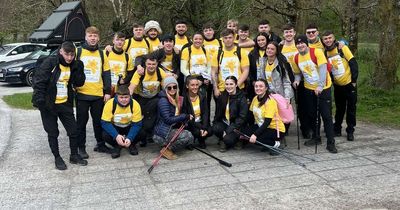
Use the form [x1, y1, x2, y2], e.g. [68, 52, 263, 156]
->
[144, 20, 162, 34]
[163, 76, 179, 90]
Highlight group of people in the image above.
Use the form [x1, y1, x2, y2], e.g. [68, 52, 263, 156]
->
[32, 18, 358, 170]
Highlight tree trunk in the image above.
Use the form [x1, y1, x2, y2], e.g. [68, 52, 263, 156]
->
[372, 0, 400, 90]
[348, 0, 359, 54]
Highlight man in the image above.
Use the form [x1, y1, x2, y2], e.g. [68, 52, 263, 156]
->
[101, 84, 143, 158]
[106, 32, 134, 93]
[226, 19, 239, 42]
[202, 22, 223, 59]
[292, 35, 338, 153]
[305, 23, 324, 49]
[174, 20, 191, 52]
[32, 41, 88, 170]
[257, 19, 282, 43]
[237, 24, 255, 55]
[124, 23, 152, 61]
[144, 20, 162, 51]
[128, 56, 166, 147]
[211, 29, 249, 98]
[76, 26, 112, 158]
[321, 31, 358, 141]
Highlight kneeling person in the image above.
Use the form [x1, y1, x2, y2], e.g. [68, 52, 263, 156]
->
[101, 85, 143, 158]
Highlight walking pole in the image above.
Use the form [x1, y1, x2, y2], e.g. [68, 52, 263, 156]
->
[193, 147, 232, 167]
[295, 87, 300, 150]
[315, 95, 320, 154]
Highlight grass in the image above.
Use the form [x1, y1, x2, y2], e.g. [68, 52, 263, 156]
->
[3, 92, 34, 110]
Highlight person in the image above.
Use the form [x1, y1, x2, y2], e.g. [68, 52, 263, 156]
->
[257, 19, 282, 43]
[128, 56, 166, 147]
[76, 26, 112, 158]
[245, 79, 285, 156]
[182, 76, 212, 149]
[174, 20, 191, 52]
[213, 76, 248, 152]
[32, 41, 87, 170]
[211, 29, 250, 99]
[226, 19, 239, 43]
[101, 84, 143, 158]
[153, 76, 194, 160]
[202, 22, 223, 59]
[305, 23, 324, 50]
[292, 35, 338, 153]
[321, 30, 358, 141]
[237, 24, 255, 55]
[124, 23, 152, 61]
[248, 32, 269, 100]
[105, 31, 134, 94]
[144, 20, 162, 51]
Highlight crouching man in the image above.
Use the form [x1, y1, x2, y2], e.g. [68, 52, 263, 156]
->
[101, 84, 143, 158]
[32, 41, 88, 170]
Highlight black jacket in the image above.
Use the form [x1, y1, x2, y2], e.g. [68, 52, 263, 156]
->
[135, 49, 180, 75]
[214, 89, 248, 134]
[32, 55, 85, 111]
[182, 92, 210, 131]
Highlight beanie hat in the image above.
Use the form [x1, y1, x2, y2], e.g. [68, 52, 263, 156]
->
[163, 76, 179, 90]
[144, 20, 162, 34]
[161, 34, 175, 43]
[295, 34, 309, 46]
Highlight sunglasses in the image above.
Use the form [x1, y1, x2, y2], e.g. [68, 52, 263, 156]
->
[167, 85, 178, 90]
[306, 30, 317, 35]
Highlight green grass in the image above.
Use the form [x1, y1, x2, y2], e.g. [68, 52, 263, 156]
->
[3, 92, 34, 110]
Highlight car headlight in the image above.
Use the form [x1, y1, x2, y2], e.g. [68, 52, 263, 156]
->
[7, 67, 24, 72]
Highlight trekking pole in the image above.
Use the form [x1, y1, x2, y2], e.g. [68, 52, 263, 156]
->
[148, 122, 187, 174]
[295, 87, 300, 150]
[315, 95, 320, 154]
[193, 147, 232, 167]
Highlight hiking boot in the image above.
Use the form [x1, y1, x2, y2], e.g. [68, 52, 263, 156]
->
[198, 139, 206, 149]
[334, 130, 342, 137]
[55, 156, 67, 170]
[161, 148, 178, 160]
[326, 144, 338, 153]
[219, 141, 227, 153]
[304, 137, 322, 147]
[128, 145, 138, 156]
[234, 141, 243, 150]
[111, 147, 121, 159]
[269, 149, 280, 156]
[70, 154, 88, 166]
[347, 133, 354, 141]
[78, 147, 89, 159]
[94, 144, 112, 154]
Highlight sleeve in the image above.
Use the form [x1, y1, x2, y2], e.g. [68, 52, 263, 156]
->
[127, 55, 135, 71]
[102, 56, 112, 94]
[32, 58, 53, 109]
[315, 49, 327, 66]
[291, 54, 302, 82]
[130, 71, 141, 86]
[254, 99, 275, 136]
[240, 49, 250, 68]
[70, 60, 86, 88]
[100, 100, 118, 139]
[158, 97, 188, 125]
[226, 96, 248, 134]
[126, 121, 143, 141]
[343, 46, 358, 83]
[123, 39, 129, 52]
[248, 51, 257, 82]
[131, 100, 143, 123]
[180, 48, 190, 76]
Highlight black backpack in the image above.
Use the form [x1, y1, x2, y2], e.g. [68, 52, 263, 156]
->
[126, 37, 151, 53]
[76, 47, 104, 71]
[181, 43, 207, 74]
[105, 50, 130, 73]
[216, 45, 242, 71]
[112, 98, 134, 115]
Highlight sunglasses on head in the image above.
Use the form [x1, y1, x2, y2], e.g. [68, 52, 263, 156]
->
[167, 85, 178, 90]
[306, 30, 317, 34]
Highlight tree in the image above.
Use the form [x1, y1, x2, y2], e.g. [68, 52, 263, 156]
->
[372, 0, 400, 90]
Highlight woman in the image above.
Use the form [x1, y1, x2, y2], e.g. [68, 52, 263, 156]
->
[245, 79, 286, 155]
[212, 76, 248, 152]
[182, 76, 212, 149]
[153, 76, 194, 160]
[248, 32, 269, 100]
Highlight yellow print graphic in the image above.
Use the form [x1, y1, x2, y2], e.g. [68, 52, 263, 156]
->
[331, 58, 339, 70]
[225, 60, 236, 74]
[111, 63, 123, 74]
[87, 60, 98, 74]
[196, 57, 206, 65]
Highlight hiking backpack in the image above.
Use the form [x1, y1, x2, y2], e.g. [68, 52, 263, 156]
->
[269, 94, 294, 124]
[294, 48, 332, 73]
[112, 98, 134, 115]
[76, 47, 105, 71]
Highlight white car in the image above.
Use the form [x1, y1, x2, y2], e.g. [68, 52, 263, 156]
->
[0, 43, 46, 64]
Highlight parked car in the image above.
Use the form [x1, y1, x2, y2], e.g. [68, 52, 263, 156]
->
[0, 46, 58, 86]
[0, 43, 46, 64]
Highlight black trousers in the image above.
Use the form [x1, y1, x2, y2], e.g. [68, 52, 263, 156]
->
[76, 98, 104, 148]
[243, 124, 285, 146]
[133, 95, 158, 142]
[187, 122, 212, 142]
[295, 81, 310, 136]
[212, 122, 240, 148]
[333, 83, 357, 134]
[102, 125, 133, 147]
[40, 103, 79, 157]
[200, 82, 213, 118]
[304, 87, 335, 144]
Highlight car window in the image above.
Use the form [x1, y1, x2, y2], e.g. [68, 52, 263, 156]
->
[12, 46, 25, 54]
[24, 45, 38, 53]
[26, 48, 53, 59]
[0, 45, 13, 55]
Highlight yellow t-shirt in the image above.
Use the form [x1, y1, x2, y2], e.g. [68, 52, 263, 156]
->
[191, 96, 201, 122]
[101, 98, 143, 128]
[309, 38, 324, 50]
[264, 59, 278, 84]
[130, 68, 166, 98]
[146, 37, 160, 51]
[174, 35, 190, 51]
[292, 48, 332, 90]
[161, 54, 174, 73]
[55, 64, 71, 104]
[123, 38, 152, 61]
[326, 45, 354, 86]
[105, 50, 134, 86]
[211, 46, 250, 91]
[181, 46, 208, 76]
[250, 97, 286, 133]
[281, 43, 298, 69]
[204, 39, 221, 60]
[76, 48, 110, 97]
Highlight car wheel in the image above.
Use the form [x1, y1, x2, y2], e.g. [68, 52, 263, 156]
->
[25, 69, 34, 86]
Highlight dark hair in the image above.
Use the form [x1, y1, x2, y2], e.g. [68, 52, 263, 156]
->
[61, 41, 75, 53]
[225, 75, 238, 84]
[305, 23, 318, 30]
[161, 34, 175, 44]
[202, 22, 215, 31]
[175, 19, 187, 25]
[116, 84, 130, 95]
[239, 24, 250, 31]
[192, 31, 204, 39]
[258, 19, 270, 25]
[255, 79, 271, 107]
[282, 24, 295, 31]
[132, 23, 144, 29]
[221, 28, 235, 37]
[254, 32, 269, 49]
[321, 30, 334, 37]
[267, 41, 288, 78]
[114, 31, 126, 39]
[145, 54, 158, 62]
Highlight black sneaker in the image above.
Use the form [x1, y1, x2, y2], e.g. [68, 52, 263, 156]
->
[326, 144, 338, 153]
[94, 144, 112, 154]
[334, 130, 342, 137]
[128, 145, 138, 156]
[304, 137, 322, 147]
[70, 154, 88, 166]
[347, 133, 354, 141]
[55, 156, 67, 170]
[78, 147, 89, 159]
[111, 147, 121, 159]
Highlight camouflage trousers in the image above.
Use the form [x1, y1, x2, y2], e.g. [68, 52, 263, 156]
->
[153, 129, 194, 151]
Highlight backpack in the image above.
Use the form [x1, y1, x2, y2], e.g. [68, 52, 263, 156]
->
[217, 46, 242, 71]
[126, 37, 150, 53]
[294, 48, 332, 73]
[181, 44, 207, 75]
[112, 98, 133, 115]
[139, 67, 163, 91]
[269, 94, 294, 124]
[105, 50, 130, 73]
[76, 47, 104, 71]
